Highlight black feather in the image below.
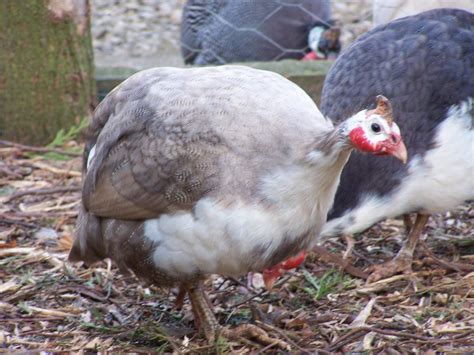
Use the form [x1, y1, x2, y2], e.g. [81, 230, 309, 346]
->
[321, 8, 474, 219]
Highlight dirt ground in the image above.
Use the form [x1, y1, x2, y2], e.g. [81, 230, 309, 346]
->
[1, 139, 473, 353]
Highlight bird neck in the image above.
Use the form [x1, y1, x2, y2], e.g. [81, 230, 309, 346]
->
[305, 123, 353, 167]
[258, 125, 354, 240]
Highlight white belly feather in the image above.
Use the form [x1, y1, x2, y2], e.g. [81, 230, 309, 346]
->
[143, 161, 344, 278]
[144, 199, 285, 278]
[321, 99, 474, 239]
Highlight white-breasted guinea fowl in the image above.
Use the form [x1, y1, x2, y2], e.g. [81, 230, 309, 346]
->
[319, 8, 474, 282]
[180, 0, 341, 65]
[68, 65, 407, 340]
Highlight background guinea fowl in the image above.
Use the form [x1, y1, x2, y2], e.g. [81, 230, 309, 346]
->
[319, 8, 474, 282]
[180, 0, 341, 65]
[68, 65, 406, 340]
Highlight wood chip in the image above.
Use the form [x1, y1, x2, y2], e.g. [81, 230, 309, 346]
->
[27, 306, 78, 318]
[0, 279, 21, 294]
[351, 298, 377, 327]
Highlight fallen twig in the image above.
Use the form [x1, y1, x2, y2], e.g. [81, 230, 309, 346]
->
[363, 326, 474, 344]
[26, 161, 81, 177]
[0, 165, 23, 179]
[0, 139, 81, 157]
[5, 186, 81, 203]
[2, 210, 78, 218]
[420, 240, 474, 272]
[327, 328, 368, 352]
[0, 217, 38, 228]
[312, 245, 369, 279]
[255, 320, 315, 353]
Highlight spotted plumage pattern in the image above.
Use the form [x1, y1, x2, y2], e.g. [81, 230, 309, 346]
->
[320, 8, 474, 238]
[69, 64, 408, 338]
[70, 65, 338, 286]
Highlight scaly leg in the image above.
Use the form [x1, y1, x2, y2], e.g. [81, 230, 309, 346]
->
[187, 281, 219, 341]
[367, 213, 429, 283]
[174, 286, 187, 309]
[186, 282, 290, 349]
[403, 214, 413, 234]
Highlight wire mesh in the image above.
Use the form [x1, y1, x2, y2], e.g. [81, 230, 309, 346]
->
[180, 0, 334, 64]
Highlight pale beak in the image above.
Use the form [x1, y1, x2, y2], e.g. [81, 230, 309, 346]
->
[263, 275, 277, 290]
[390, 139, 408, 164]
[262, 268, 280, 290]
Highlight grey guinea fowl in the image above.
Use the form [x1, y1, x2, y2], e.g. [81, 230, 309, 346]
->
[320, 8, 474, 282]
[69, 65, 407, 340]
[180, 0, 341, 64]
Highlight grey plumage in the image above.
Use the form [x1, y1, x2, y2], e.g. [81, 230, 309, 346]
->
[70, 65, 336, 285]
[181, 0, 333, 64]
[69, 64, 406, 337]
[321, 8, 474, 226]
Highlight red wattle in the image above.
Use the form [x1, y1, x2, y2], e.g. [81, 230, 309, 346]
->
[349, 126, 377, 153]
[280, 251, 306, 270]
[302, 52, 320, 61]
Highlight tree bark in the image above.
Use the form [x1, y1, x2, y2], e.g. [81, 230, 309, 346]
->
[0, 0, 97, 145]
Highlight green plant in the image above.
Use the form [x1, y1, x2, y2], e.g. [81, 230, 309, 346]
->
[47, 117, 89, 148]
[214, 335, 232, 354]
[40, 117, 88, 160]
[302, 269, 352, 300]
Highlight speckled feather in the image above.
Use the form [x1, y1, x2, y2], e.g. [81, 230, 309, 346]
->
[83, 66, 328, 219]
[320, 9, 474, 235]
[70, 65, 350, 286]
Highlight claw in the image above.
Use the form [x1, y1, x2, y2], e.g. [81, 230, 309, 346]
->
[221, 324, 290, 350]
[366, 253, 413, 283]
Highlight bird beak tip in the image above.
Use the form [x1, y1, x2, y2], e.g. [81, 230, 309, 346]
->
[394, 141, 408, 164]
[264, 278, 276, 290]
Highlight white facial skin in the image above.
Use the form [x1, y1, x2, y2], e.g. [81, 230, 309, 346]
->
[346, 110, 406, 161]
[361, 113, 402, 146]
[308, 26, 325, 57]
[347, 111, 398, 137]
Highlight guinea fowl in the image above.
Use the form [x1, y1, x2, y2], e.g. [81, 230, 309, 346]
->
[180, 0, 341, 65]
[68, 65, 407, 340]
[319, 8, 474, 282]
[372, 0, 474, 26]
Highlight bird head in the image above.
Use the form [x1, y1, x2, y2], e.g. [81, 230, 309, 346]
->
[346, 95, 408, 163]
[303, 25, 341, 61]
[262, 251, 306, 290]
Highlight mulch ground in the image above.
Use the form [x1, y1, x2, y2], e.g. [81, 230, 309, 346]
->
[1, 139, 473, 353]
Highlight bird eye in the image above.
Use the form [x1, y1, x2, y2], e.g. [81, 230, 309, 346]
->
[371, 123, 381, 133]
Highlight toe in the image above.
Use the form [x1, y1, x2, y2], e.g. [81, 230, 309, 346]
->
[366, 257, 414, 283]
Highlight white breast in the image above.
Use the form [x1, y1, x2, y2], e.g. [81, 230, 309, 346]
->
[321, 99, 474, 238]
[143, 160, 345, 278]
[143, 198, 292, 278]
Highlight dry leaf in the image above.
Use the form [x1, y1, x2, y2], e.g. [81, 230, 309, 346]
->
[58, 234, 74, 251]
[0, 239, 17, 249]
[351, 298, 377, 327]
[362, 331, 377, 350]
[282, 316, 310, 330]
[0, 278, 21, 294]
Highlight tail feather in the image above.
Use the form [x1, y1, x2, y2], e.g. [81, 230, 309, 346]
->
[68, 203, 107, 264]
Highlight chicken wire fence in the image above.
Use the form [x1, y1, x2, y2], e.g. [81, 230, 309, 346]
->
[180, 1, 336, 64]
[90, 0, 375, 68]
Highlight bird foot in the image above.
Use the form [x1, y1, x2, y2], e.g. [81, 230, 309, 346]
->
[366, 253, 413, 283]
[174, 286, 187, 309]
[220, 324, 291, 350]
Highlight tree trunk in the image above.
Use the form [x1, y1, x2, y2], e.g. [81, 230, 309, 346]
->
[0, 0, 97, 145]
